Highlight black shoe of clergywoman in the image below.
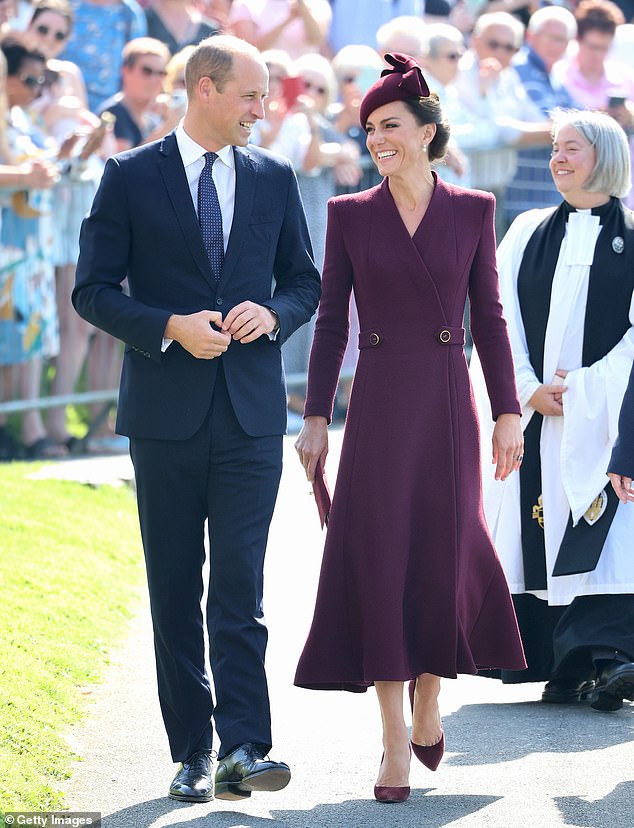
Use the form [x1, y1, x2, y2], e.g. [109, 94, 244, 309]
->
[214, 742, 291, 801]
[590, 662, 634, 712]
[541, 678, 595, 704]
[168, 749, 214, 802]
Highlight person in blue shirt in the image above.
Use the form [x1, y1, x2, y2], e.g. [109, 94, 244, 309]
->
[504, 6, 579, 226]
[60, 0, 146, 113]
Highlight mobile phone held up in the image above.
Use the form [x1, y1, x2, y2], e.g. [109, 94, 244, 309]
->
[281, 76, 304, 110]
[607, 93, 627, 108]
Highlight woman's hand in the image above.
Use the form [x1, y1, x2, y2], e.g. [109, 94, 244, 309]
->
[492, 413, 523, 481]
[528, 369, 568, 416]
[295, 415, 328, 482]
[22, 159, 59, 189]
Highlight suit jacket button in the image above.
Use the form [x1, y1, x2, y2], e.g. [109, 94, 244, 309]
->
[370, 332, 380, 345]
[216, 298, 223, 306]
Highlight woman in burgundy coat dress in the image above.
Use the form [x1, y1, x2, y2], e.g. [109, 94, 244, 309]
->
[294, 54, 526, 803]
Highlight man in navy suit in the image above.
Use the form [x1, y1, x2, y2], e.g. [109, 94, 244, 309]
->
[609, 363, 634, 506]
[73, 35, 320, 803]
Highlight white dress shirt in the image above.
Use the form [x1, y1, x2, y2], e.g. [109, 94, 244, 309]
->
[176, 122, 235, 252]
[163, 125, 278, 348]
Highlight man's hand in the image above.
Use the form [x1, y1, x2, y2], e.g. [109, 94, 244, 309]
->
[478, 57, 504, 95]
[165, 310, 231, 359]
[222, 301, 278, 343]
[443, 144, 468, 177]
[608, 472, 634, 505]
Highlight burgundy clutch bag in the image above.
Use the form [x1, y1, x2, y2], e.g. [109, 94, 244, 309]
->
[312, 458, 331, 529]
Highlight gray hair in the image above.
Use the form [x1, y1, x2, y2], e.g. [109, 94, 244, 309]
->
[420, 22, 465, 59]
[528, 6, 577, 38]
[293, 52, 338, 107]
[552, 108, 631, 198]
[331, 44, 384, 80]
[474, 12, 525, 48]
[376, 15, 427, 56]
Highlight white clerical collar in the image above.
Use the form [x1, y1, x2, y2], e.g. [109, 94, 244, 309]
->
[564, 210, 600, 266]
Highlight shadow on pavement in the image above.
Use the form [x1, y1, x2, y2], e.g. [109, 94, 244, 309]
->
[555, 780, 634, 828]
[439, 698, 634, 767]
[103, 791, 501, 828]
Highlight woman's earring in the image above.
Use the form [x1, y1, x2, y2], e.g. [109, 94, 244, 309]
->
[422, 144, 427, 152]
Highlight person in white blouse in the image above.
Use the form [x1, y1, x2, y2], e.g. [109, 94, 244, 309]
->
[471, 109, 634, 713]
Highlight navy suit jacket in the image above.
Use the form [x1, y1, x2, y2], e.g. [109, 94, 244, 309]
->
[73, 132, 320, 439]
[609, 361, 634, 477]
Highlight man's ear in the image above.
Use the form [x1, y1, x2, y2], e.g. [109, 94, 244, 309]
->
[198, 75, 217, 102]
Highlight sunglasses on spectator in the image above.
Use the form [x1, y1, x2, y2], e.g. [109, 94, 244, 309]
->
[342, 75, 357, 85]
[484, 39, 518, 53]
[35, 23, 69, 40]
[139, 65, 168, 77]
[20, 73, 46, 89]
[304, 79, 326, 95]
[439, 51, 463, 61]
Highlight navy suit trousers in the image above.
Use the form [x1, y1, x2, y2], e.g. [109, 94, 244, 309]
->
[130, 364, 282, 761]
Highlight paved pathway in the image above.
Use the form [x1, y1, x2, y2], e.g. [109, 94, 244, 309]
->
[52, 434, 634, 828]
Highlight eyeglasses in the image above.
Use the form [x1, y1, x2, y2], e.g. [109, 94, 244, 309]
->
[304, 79, 326, 95]
[19, 73, 46, 89]
[484, 39, 518, 53]
[139, 65, 168, 78]
[439, 51, 463, 61]
[342, 75, 357, 85]
[35, 23, 69, 41]
[580, 39, 612, 54]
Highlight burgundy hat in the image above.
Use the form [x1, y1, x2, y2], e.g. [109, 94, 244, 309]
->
[359, 52, 430, 129]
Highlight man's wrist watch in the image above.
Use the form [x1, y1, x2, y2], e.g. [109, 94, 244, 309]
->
[266, 307, 280, 333]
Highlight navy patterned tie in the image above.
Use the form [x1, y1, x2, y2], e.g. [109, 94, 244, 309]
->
[198, 151, 224, 281]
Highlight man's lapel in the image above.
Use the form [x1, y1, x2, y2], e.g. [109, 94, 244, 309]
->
[157, 131, 213, 283]
[219, 146, 257, 291]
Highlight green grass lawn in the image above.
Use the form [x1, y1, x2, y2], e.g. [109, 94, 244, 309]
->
[0, 463, 144, 815]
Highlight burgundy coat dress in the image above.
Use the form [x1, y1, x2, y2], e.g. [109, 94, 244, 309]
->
[295, 175, 526, 691]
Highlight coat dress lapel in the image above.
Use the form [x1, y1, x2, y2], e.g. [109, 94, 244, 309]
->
[377, 174, 453, 326]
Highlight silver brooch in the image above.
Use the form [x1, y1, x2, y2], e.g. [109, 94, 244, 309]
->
[612, 236, 624, 254]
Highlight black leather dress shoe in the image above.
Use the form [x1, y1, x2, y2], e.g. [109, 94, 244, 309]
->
[541, 678, 595, 704]
[169, 750, 214, 802]
[214, 743, 291, 801]
[590, 661, 634, 711]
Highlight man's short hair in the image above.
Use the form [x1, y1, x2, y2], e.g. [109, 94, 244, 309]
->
[185, 34, 262, 95]
[421, 22, 464, 59]
[474, 12, 526, 48]
[528, 6, 577, 39]
[122, 37, 170, 69]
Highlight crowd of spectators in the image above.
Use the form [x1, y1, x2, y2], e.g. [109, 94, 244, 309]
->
[2, 0, 634, 459]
